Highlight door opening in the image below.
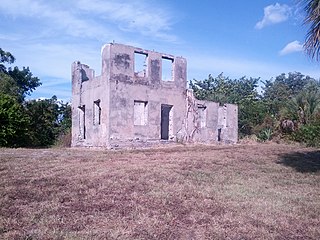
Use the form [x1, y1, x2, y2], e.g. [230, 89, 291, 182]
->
[161, 104, 173, 140]
[218, 128, 222, 142]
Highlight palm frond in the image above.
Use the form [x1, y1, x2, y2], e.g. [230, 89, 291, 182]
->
[303, 0, 320, 60]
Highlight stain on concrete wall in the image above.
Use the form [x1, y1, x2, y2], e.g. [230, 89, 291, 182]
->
[114, 54, 130, 69]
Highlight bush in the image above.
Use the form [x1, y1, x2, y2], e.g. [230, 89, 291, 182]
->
[257, 128, 272, 142]
[54, 131, 71, 147]
[292, 123, 320, 147]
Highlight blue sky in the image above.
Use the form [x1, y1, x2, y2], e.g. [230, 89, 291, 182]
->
[0, 0, 319, 101]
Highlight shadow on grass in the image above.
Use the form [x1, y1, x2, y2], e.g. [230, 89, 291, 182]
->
[277, 151, 320, 173]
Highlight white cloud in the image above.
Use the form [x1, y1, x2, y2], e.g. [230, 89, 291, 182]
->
[74, 0, 177, 42]
[0, 0, 177, 42]
[279, 41, 303, 55]
[255, 3, 291, 29]
[0, 0, 119, 40]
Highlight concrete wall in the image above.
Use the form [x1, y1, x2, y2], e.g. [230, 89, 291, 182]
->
[71, 43, 238, 148]
[105, 44, 187, 148]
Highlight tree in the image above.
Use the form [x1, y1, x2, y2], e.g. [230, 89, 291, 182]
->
[190, 73, 260, 104]
[281, 80, 320, 124]
[0, 48, 71, 147]
[0, 93, 30, 147]
[190, 73, 265, 136]
[262, 72, 315, 117]
[7, 66, 41, 102]
[190, 73, 230, 103]
[303, 0, 320, 60]
[0, 48, 15, 73]
[24, 96, 72, 147]
[1, 48, 41, 102]
[0, 72, 20, 98]
[25, 96, 60, 147]
[57, 101, 71, 135]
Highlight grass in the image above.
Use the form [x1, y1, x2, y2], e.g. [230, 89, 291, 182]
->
[0, 143, 319, 239]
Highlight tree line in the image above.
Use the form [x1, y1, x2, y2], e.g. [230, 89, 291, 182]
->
[0, 48, 71, 147]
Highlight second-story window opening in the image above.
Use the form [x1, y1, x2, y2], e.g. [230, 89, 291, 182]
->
[162, 57, 173, 81]
[134, 52, 148, 77]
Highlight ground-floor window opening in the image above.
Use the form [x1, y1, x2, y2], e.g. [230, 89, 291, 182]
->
[93, 99, 101, 125]
[198, 104, 207, 128]
[78, 105, 86, 139]
[134, 100, 148, 125]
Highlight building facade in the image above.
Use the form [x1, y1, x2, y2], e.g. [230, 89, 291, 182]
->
[71, 43, 238, 148]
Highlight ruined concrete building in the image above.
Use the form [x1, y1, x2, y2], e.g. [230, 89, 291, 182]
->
[71, 43, 238, 148]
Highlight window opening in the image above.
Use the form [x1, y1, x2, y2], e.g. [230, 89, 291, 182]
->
[218, 105, 227, 127]
[134, 101, 148, 125]
[134, 52, 148, 77]
[198, 104, 207, 128]
[78, 105, 86, 139]
[162, 57, 173, 81]
[218, 105, 227, 142]
[93, 99, 101, 125]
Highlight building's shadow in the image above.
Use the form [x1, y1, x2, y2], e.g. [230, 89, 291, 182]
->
[277, 150, 320, 173]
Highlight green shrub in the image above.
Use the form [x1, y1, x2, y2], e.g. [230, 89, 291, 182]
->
[292, 123, 320, 147]
[257, 128, 272, 142]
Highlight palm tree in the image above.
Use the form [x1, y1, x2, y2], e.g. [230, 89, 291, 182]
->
[303, 0, 320, 60]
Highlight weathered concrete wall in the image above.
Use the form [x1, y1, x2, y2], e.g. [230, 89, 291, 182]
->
[105, 44, 187, 148]
[180, 90, 238, 144]
[71, 43, 238, 148]
[71, 61, 109, 147]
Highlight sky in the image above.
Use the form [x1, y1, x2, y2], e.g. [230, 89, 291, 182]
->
[0, 0, 319, 101]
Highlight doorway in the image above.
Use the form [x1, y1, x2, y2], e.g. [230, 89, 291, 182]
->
[161, 104, 173, 140]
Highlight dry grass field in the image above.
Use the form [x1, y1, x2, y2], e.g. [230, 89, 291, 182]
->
[0, 143, 319, 239]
